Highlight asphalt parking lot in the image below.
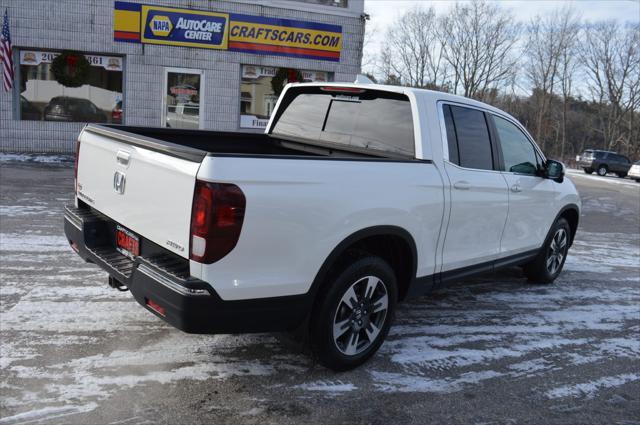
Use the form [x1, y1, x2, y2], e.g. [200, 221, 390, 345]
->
[1, 159, 639, 424]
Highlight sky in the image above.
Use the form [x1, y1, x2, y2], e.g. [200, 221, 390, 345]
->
[362, 0, 640, 72]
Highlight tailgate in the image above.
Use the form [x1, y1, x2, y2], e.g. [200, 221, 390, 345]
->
[76, 125, 205, 258]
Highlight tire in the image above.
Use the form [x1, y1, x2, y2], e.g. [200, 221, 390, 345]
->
[616, 172, 627, 178]
[524, 218, 571, 284]
[310, 255, 398, 371]
[597, 165, 608, 176]
[635, 179, 640, 183]
[583, 168, 593, 174]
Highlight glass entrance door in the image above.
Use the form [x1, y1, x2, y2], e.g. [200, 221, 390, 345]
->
[162, 68, 203, 129]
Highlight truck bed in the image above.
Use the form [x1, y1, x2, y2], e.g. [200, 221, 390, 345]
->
[96, 125, 376, 160]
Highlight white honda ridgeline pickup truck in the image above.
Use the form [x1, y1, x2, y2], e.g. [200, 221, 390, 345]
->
[64, 83, 580, 370]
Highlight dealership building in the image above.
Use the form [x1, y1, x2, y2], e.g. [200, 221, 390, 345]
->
[0, 0, 365, 153]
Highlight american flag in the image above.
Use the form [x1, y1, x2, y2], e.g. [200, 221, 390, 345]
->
[1, 9, 14, 92]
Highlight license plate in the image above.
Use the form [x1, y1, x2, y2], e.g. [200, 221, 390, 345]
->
[116, 224, 139, 259]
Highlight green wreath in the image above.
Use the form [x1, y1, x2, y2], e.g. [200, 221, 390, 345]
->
[271, 68, 303, 97]
[51, 51, 91, 88]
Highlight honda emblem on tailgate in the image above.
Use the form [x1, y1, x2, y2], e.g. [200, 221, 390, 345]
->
[113, 171, 126, 195]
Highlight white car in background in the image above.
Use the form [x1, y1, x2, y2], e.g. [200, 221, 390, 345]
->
[628, 161, 640, 182]
[166, 102, 200, 129]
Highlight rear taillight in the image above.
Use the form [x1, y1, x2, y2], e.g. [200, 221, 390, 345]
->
[190, 180, 246, 264]
[74, 139, 80, 194]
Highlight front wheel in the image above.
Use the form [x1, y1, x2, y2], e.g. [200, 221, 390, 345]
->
[310, 255, 397, 371]
[524, 218, 571, 284]
[597, 165, 608, 176]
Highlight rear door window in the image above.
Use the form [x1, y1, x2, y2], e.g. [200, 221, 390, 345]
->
[443, 105, 459, 164]
[444, 105, 494, 170]
[271, 87, 415, 157]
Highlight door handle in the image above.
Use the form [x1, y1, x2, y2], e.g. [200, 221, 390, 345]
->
[453, 181, 471, 190]
[510, 184, 522, 193]
[116, 150, 131, 167]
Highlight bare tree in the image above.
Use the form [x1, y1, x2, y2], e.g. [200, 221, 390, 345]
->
[525, 7, 580, 153]
[381, 6, 448, 89]
[360, 21, 377, 75]
[439, 0, 520, 101]
[581, 21, 640, 153]
[558, 15, 581, 158]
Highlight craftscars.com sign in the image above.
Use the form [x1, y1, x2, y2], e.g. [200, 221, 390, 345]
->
[113, 1, 342, 62]
[228, 14, 341, 61]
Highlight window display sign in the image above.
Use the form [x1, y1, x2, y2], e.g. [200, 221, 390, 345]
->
[113, 1, 342, 62]
[240, 65, 329, 129]
[19, 51, 123, 71]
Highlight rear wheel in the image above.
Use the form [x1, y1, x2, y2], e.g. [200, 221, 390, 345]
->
[524, 218, 571, 284]
[310, 255, 397, 371]
[583, 168, 593, 174]
[616, 172, 627, 178]
[597, 165, 608, 176]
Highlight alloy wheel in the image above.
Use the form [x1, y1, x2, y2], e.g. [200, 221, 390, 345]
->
[332, 276, 389, 356]
[546, 228, 568, 275]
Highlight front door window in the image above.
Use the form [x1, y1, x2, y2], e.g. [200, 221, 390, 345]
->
[493, 115, 540, 175]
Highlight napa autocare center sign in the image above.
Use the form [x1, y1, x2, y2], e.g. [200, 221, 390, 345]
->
[114, 2, 342, 62]
[141, 6, 228, 49]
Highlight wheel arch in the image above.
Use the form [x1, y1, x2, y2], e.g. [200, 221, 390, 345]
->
[555, 204, 580, 247]
[309, 226, 418, 302]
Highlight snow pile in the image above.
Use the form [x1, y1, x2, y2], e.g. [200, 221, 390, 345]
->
[0, 153, 73, 164]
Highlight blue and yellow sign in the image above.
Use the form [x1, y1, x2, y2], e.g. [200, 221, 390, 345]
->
[114, 2, 341, 61]
[228, 14, 341, 62]
[140, 5, 228, 50]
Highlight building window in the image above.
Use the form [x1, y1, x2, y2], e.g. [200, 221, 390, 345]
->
[240, 65, 330, 129]
[18, 50, 124, 123]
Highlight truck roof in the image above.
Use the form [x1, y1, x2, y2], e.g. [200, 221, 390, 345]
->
[286, 82, 512, 120]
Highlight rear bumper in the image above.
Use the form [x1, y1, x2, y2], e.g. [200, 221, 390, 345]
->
[64, 204, 311, 334]
[577, 160, 595, 169]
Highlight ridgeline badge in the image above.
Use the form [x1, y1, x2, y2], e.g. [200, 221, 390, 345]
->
[141, 5, 228, 49]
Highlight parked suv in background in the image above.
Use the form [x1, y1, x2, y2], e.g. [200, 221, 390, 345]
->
[628, 161, 640, 182]
[576, 149, 631, 177]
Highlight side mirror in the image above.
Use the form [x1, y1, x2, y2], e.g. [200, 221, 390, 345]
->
[546, 159, 565, 183]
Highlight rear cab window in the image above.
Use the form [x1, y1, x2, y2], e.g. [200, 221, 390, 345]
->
[442, 104, 494, 170]
[270, 86, 415, 158]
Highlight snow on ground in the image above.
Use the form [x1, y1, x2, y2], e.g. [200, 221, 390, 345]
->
[1, 164, 639, 422]
[545, 374, 640, 399]
[566, 168, 640, 189]
[0, 153, 73, 164]
[294, 380, 358, 394]
[1, 228, 638, 417]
